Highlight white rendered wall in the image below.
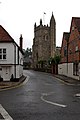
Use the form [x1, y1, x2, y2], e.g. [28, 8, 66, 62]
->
[58, 63, 68, 76]
[0, 42, 23, 81]
[58, 63, 79, 80]
[0, 43, 14, 64]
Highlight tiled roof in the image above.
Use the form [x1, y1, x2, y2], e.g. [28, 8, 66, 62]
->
[72, 17, 80, 32]
[0, 25, 24, 54]
[0, 25, 14, 42]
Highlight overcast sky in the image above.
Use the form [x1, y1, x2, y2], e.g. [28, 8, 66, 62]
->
[0, 0, 80, 49]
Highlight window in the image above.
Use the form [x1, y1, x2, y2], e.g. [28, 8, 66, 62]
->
[69, 49, 72, 54]
[45, 35, 48, 41]
[43, 35, 45, 40]
[0, 49, 2, 53]
[0, 68, 2, 70]
[75, 46, 78, 52]
[0, 48, 6, 60]
[64, 47, 67, 56]
[72, 26, 74, 31]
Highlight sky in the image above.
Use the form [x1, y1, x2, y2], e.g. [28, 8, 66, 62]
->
[0, 0, 80, 49]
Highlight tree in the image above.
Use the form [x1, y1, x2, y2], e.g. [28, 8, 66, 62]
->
[24, 48, 32, 58]
[23, 48, 32, 69]
[49, 55, 61, 74]
[48, 55, 61, 66]
[52, 55, 61, 65]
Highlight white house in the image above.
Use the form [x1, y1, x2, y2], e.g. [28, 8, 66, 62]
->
[0, 25, 24, 81]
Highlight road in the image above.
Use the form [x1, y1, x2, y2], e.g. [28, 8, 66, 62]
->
[0, 70, 80, 120]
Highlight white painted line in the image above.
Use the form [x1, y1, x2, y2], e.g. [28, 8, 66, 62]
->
[0, 104, 13, 120]
[41, 96, 67, 108]
[41, 92, 55, 96]
[75, 93, 80, 97]
[41, 92, 67, 108]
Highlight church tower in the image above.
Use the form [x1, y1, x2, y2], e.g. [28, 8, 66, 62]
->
[32, 12, 56, 69]
[50, 12, 56, 57]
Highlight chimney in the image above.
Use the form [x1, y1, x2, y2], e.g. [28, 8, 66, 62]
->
[19, 34, 23, 50]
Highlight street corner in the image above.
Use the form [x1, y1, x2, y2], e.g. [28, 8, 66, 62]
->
[0, 75, 27, 91]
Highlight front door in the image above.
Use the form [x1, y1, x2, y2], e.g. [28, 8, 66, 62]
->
[2, 67, 11, 81]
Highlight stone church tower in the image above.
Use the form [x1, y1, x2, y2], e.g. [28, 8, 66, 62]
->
[32, 12, 56, 69]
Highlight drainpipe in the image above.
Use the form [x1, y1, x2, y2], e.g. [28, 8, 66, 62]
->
[67, 41, 68, 75]
[79, 52, 80, 80]
[14, 44, 16, 79]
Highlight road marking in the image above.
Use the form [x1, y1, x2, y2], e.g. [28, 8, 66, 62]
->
[41, 92, 67, 108]
[75, 93, 80, 97]
[41, 92, 55, 96]
[0, 104, 13, 120]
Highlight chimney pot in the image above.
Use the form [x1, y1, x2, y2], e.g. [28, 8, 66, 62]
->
[20, 34, 23, 50]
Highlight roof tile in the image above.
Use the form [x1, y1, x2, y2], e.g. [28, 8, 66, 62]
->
[0, 25, 14, 42]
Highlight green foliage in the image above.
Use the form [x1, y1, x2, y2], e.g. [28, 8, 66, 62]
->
[24, 48, 32, 58]
[48, 55, 61, 65]
[38, 60, 46, 68]
[54, 55, 61, 64]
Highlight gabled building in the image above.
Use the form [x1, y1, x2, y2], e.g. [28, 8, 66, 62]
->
[58, 17, 80, 80]
[60, 32, 70, 63]
[0, 25, 23, 81]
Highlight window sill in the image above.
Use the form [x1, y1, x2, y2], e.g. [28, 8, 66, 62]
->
[0, 59, 7, 61]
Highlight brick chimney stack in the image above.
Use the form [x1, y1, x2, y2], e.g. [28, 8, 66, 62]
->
[20, 34, 23, 50]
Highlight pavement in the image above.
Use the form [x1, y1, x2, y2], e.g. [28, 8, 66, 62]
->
[0, 75, 26, 91]
[54, 74, 80, 85]
[53, 75, 80, 97]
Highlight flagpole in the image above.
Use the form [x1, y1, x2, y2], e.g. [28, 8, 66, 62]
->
[43, 12, 46, 25]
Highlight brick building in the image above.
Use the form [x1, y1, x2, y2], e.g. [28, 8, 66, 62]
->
[32, 12, 56, 69]
[58, 17, 80, 80]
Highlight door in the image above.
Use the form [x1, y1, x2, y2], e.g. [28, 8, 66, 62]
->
[2, 67, 11, 81]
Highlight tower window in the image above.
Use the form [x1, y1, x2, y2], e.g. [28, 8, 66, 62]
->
[43, 35, 45, 40]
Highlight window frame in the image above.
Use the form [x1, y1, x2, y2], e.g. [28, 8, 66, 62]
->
[0, 48, 7, 60]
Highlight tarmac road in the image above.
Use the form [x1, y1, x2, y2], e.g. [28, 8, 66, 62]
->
[0, 70, 80, 120]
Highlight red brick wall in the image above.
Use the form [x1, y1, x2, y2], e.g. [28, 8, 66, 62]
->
[61, 18, 80, 64]
[61, 35, 67, 63]
[68, 20, 80, 62]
